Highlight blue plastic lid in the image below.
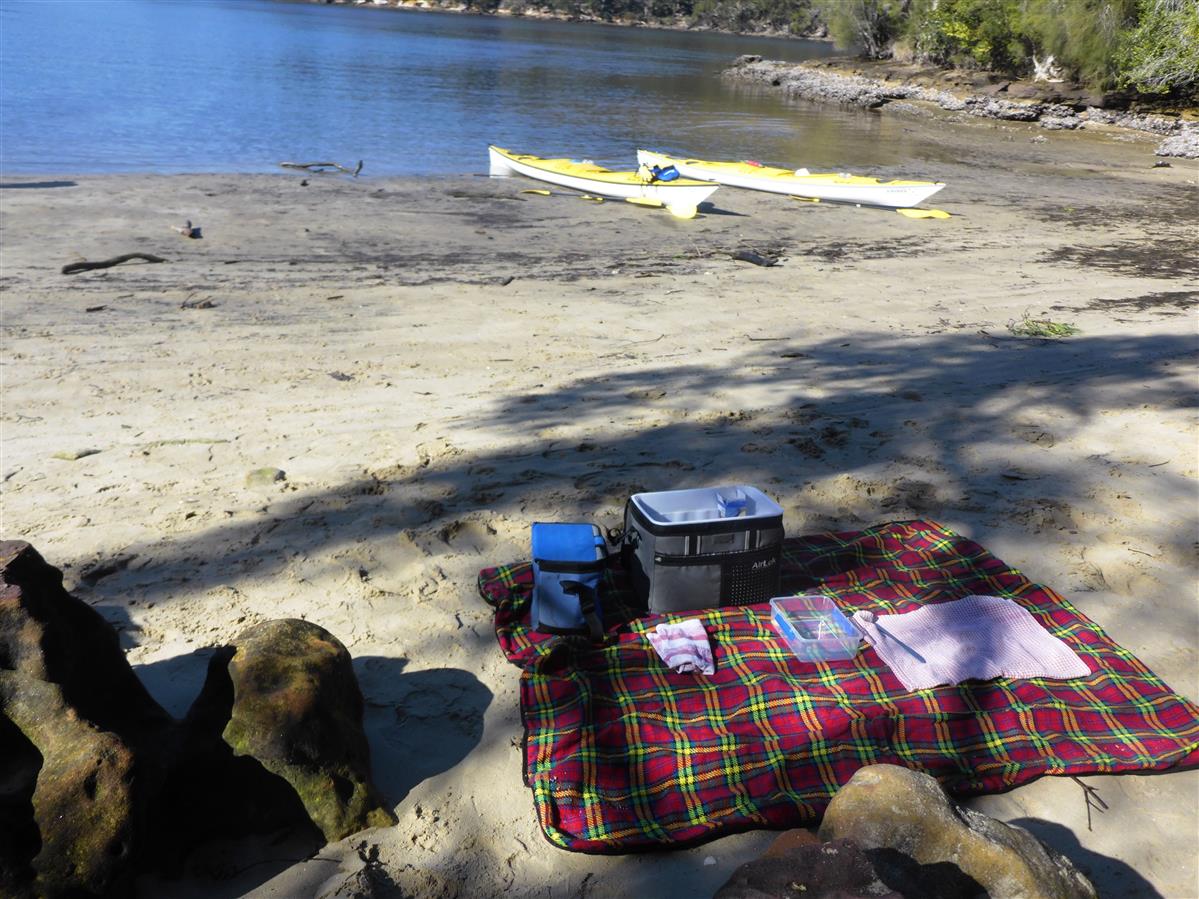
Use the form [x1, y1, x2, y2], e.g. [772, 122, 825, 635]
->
[531, 522, 605, 562]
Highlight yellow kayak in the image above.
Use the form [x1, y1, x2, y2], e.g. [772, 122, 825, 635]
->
[489, 146, 719, 218]
[637, 149, 945, 208]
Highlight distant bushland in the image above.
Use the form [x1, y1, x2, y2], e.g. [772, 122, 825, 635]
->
[816, 0, 1197, 98]
[352, 0, 1198, 99]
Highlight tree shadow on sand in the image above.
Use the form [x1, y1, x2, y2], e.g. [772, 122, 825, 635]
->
[69, 329, 1195, 617]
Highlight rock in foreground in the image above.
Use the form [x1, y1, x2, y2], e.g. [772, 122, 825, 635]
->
[0, 541, 396, 897]
[0, 541, 172, 898]
[819, 764, 1098, 899]
[220, 618, 397, 841]
[716, 764, 1098, 899]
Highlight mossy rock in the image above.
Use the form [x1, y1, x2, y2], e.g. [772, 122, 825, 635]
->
[221, 619, 396, 841]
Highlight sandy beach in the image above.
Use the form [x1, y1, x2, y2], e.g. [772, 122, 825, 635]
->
[2, 107, 1197, 898]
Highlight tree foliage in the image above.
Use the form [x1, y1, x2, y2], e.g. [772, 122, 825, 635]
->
[1018, 0, 1138, 87]
[817, 0, 903, 57]
[1117, 0, 1199, 93]
[904, 0, 1025, 71]
[691, 0, 815, 34]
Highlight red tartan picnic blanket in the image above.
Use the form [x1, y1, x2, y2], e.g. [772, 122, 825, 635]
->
[476, 520, 1199, 853]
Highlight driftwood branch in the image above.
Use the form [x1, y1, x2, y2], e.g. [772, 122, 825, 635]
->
[62, 253, 166, 275]
[279, 160, 363, 177]
[731, 248, 778, 267]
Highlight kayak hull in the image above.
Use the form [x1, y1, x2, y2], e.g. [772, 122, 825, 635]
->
[637, 149, 945, 208]
[489, 146, 719, 214]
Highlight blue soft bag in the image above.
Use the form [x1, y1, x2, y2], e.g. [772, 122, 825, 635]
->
[530, 523, 607, 639]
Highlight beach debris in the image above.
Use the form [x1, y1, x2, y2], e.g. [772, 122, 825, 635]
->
[180, 296, 217, 309]
[1007, 314, 1080, 338]
[61, 252, 166, 275]
[171, 219, 202, 238]
[732, 248, 779, 267]
[818, 764, 1099, 899]
[217, 618, 398, 840]
[498, 275, 515, 286]
[280, 159, 363, 177]
[1071, 776, 1109, 831]
[328, 370, 354, 381]
[85, 304, 107, 312]
[51, 447, 101, 461]
[245, 467, 287, 488]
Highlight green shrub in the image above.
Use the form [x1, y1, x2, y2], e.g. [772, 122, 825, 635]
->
[1018, 0, 1138, 88]
[1118, 0, 1199, 93]
[906, 0, 1024, 71]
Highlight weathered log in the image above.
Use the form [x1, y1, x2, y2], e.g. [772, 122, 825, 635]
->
[61, 253, 166, 275]
[279, 160, 363, 176]
[731, 248, 778, 267]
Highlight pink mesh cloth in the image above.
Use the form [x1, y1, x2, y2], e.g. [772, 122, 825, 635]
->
[851, 594, 1090, 692]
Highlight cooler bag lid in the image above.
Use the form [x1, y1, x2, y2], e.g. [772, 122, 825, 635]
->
[629, 485, 783, 535]
[531, 522, 606, 568]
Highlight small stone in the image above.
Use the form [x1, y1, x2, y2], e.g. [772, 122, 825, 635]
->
[245, 467, 286, 488]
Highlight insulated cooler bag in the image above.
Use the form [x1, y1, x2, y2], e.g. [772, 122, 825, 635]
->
[530, 522, 607, 639]
[622, 486, 784, 614]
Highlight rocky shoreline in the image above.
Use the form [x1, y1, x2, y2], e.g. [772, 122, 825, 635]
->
[726, 56, 1199, 158]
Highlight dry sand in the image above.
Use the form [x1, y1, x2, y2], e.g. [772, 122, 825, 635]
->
[2, 110, 1197, 898]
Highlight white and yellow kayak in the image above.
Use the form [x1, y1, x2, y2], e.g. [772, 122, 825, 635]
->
[489, 146, 719, 218]
[637, 149, 945, 208]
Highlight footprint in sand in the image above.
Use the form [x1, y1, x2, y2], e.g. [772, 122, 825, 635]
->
[437, 518, 497, 554]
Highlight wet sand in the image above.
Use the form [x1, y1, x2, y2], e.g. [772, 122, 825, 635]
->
[1, 109, 1197, 898]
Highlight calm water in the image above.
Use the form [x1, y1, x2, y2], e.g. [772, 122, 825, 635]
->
[1, 0, 943, 176]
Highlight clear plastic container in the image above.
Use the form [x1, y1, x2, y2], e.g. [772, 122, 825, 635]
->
[770, 595, 860, 663]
